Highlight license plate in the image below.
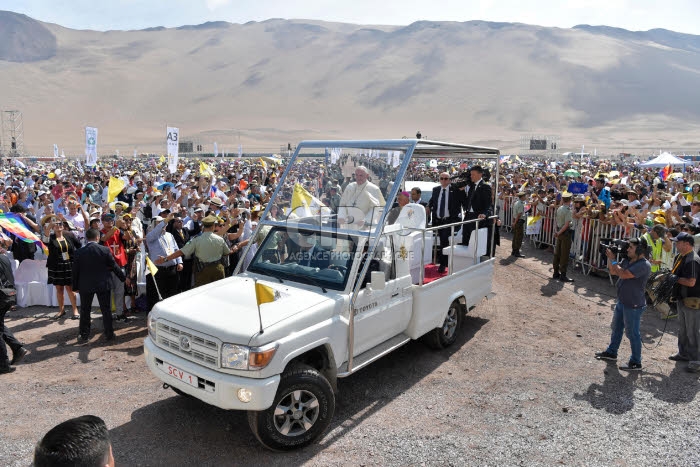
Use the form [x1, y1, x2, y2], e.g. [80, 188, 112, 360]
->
[160, 362, 199, 388]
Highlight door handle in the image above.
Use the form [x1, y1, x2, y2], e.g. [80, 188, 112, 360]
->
[391, 292, 399, 298]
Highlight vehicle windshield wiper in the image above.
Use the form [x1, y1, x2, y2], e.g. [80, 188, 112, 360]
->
[255, 267, 284, 283]
[299, 273, 327, 293]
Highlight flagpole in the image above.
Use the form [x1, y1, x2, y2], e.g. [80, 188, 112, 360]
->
[151, 273, 163, 301]
[253, 279, 264, 335]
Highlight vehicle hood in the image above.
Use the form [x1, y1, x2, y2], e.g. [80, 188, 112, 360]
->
[150, 276, 331, 344]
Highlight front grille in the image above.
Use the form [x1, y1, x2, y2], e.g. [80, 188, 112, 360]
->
[156, 321, 220, 368]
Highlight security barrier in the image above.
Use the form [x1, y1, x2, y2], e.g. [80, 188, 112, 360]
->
[497, 196, 649, 275]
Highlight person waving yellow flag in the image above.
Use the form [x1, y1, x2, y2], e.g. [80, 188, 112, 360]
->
[107, 177, 126, 202]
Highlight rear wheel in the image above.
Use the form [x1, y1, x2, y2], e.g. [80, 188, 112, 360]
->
[248, 364, 335, 451]
[423, 299, 463, 349]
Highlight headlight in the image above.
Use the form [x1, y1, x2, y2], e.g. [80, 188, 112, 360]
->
[147, 313, 157, 340]
[221, 343, 278, 370]
[221, 344, 250, 369]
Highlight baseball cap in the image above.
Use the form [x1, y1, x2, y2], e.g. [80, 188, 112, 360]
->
[672, 232, 695, 244]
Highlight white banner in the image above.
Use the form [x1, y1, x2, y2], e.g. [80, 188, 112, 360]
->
[85, 127, 98, 166]
[133, 149, 137, 158]
[166, 126, 179, 174]
[238, 144, 242, 158]
[53, 144, 58, 158]
[214, 142, 218, 158]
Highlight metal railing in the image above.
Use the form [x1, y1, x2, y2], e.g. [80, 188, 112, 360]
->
[498, 196, 665, 275]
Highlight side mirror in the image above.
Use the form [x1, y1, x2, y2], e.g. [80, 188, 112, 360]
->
[370, 271, 386, 291]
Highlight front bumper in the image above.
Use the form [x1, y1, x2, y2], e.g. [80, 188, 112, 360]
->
[144, 337, 280, 411]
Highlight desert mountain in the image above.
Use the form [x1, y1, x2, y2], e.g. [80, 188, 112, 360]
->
[0, 10, 699, 156]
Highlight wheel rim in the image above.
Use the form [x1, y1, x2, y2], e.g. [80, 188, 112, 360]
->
[442, 305, 458, 339]
[273, 389, 320, 437]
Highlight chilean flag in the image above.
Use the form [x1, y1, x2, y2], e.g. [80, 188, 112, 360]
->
[659, 164, 671, 181]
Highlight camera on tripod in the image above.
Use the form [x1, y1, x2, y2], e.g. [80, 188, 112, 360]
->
[599, 238, 629, 256]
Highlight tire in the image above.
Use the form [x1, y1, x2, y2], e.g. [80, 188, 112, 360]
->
[248, 364, 335, 451]
[423, 299, 463, 350]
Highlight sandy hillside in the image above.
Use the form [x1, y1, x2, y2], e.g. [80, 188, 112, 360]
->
[1, 11, 700, 155]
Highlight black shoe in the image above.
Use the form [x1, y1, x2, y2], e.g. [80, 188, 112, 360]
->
[437, 266, 446, 274]
[669, 353, 690, 362]
[552, 272, 560, 280]
[10, 347, 27, 365]
[619, 362, 642, 371]
[512, 252, 525, 258]
[686, 365, 700, 373]
[76, 335, 89, 346]
[104, 333, 115, 342]
[0, 366, 16, 374]
[595, 351, 617, 361]
[560, 275, 574, 283]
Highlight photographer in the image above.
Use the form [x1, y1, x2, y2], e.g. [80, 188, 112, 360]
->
[668, 232, 700, 373]
[595, 238, 652, 371]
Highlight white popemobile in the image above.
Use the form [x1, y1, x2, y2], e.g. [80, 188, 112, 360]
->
[144, 139, 499, 450]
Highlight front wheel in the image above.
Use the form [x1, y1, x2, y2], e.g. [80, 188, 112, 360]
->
[248, 364, 335, 451]
[423, 299, 463, 349]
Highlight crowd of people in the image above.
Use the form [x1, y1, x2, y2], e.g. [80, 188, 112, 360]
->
[0, 151, 697, 376]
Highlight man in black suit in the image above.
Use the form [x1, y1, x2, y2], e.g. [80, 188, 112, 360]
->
[461, 166, 493, 251]
[72, 228, 126, 344]
[429, 172, 465, 273]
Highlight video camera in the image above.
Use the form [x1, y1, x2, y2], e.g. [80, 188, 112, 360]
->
[599, 238, 629, 256]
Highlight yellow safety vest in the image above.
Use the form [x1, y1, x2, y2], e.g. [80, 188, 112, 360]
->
[643, 233, 663, 273]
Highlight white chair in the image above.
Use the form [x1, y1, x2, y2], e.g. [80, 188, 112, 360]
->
[14, 259, 52, 307]
[442, 227, 488, 270]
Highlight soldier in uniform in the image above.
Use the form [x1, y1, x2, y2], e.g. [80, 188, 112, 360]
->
[154, 215, 233, 287]
[511, 191, 527, 258]
[553, 192, 574, 282]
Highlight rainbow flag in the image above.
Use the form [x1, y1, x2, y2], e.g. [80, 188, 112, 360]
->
[659, 164, 672, 181]
[0, 213, 48, 255]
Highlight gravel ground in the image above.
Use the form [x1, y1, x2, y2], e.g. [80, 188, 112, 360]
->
[1, 234, 699, 466]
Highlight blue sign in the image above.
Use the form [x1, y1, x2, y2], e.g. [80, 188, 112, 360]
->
[567, 182, 589, 195]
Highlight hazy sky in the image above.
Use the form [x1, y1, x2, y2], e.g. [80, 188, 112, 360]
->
[3, 0, 700, 34]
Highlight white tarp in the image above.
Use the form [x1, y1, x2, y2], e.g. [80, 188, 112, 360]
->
[639, 152, 691, 167]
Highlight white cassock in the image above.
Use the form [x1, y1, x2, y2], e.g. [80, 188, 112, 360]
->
[337, 181, 386, 226]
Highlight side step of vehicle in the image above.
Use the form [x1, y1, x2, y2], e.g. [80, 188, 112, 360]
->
[337, 333, 411, 377]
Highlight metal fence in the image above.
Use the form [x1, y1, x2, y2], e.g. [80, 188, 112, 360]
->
[497, 196, 648, 276]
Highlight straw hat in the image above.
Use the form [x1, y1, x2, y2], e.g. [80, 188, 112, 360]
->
[41, 214, 58, 226]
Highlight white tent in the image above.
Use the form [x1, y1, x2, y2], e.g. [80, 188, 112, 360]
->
[639, 152, 691, 167]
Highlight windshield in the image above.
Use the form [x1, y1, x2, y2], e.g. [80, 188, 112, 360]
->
[247, 226, 358, 291]
[267, 143, 411, 236]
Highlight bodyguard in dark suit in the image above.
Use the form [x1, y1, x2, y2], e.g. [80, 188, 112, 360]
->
[461, 166, 493, 250]
[72, 228, 126, 344]
[429, 172, 465, 273]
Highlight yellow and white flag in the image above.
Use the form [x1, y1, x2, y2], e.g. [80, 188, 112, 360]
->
[527, 215, 542, 226]
[200, 161, 215, 178]
[107, 177, 126, 203]
[255, 282, 277, 306]
[145, 256, 159, 276]
[291, 183, 331, 217]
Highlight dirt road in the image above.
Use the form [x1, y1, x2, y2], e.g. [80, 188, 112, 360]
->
[1, 235, 698, 466]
